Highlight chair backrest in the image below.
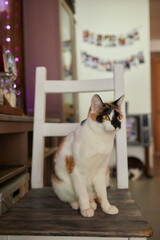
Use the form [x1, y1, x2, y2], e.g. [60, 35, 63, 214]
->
[31, 64, 128, 189]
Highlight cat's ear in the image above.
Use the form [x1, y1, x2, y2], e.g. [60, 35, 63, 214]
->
[112, 95, 125, 109]
[91, 94, 104, 113]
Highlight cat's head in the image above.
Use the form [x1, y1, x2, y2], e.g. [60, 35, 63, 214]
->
[88, 94, 124, 132]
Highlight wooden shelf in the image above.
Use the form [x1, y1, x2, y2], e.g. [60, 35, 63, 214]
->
[0, 165, 27, 184]
[0, 105, 23, 116]
[44, 147, 57, 158]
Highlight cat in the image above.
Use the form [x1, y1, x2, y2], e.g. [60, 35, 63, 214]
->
[111, 156, 144, 181]
[51, 94, 124, 217]
[128, 156, 144, 181]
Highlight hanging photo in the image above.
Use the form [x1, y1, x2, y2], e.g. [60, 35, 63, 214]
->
[83, 30, 89, 42]
[81, 51, 145, 72]
[82, 27, 140, 47]
[97, 34, 102, 46]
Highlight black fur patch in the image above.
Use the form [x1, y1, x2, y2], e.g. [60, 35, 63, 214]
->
[111, 111, 121, 129]
[96, 105, 113, 123]
[81, 119, 87, 126]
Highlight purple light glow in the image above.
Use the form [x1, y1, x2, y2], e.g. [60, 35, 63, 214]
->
[15, 46, 19, 51]
[18, 91, 21, 96]
[6, 50, 10, 53]
[15, 57, 19, 62]
[6, 14, 10, 20]
[5, 25, 11, 30]
[5, 37, 11, 42]
[5, 1, 9, 5]
[13, 84, 17, 89]
[0, 1, 8, 11]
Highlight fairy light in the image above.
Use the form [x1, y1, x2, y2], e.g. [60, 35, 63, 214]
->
[15, 57, 19, 62]
[5, 37, 11, 42]
[0, 0, 22, 102]
[5, 25, 11, 30]
[6, 14, 10, 20]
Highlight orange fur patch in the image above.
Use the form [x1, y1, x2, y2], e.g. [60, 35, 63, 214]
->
[65, 155, 75, 174]
[97, 197, 102, 204]
[105, 167, 110, 176]
[88, 106, 99, 121]
[51, 174, 62, 184]
[90, 112, 99, 121]
[108, 103, 123, 116]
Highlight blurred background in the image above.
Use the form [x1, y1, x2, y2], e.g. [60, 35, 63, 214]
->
[0, 0, 160, 238]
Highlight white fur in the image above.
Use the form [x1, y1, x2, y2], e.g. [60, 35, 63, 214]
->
[129, 168, 143, 181]
[52, 95, 124, 217]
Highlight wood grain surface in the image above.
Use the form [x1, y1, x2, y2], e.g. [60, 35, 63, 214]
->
[0, 187, 152, 238]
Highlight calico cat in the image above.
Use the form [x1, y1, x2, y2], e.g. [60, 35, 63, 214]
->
[52, 94, 124, 217]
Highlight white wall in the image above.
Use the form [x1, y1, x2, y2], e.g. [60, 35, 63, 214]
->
[75, 0, 151, 121]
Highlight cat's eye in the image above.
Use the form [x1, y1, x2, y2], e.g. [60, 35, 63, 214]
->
[103, 115, 110, 120]
[117, 115, 123, 121]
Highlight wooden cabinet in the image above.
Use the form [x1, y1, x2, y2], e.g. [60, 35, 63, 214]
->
[0, 114, 33, 214]
[0, 114, 60, 188]
[0, 114, 33, 185]
[23, 0, 78, 122]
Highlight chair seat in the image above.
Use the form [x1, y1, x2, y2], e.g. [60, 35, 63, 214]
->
[0, 187, 152, 238]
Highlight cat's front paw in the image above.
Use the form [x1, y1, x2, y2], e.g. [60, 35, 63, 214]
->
[81, 208, 94, 217]
[70, 201, 79, 210]
[103, 205, 119, 215]
[90, 200, 97, 210]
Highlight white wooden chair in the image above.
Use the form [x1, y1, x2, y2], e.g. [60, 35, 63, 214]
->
[0, 64, 152, 240]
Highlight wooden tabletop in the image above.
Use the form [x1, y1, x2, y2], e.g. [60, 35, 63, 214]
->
[0, 187, 152, 238]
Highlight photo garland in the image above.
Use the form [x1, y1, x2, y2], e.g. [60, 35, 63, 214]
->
[81, 51, 144, 72]
[83, 28, 140, 47]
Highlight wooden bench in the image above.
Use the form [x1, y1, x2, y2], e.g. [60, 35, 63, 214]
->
[0, 187, 152, 239]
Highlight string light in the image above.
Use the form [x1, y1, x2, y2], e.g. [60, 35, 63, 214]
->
[5, 25, 11, 30]
[1, 0, 22, 101]
[5, 37, 11, 42]
[15, 57, 19, 62]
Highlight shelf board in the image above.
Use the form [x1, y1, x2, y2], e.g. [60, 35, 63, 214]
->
[0, 165, 27, 184]
[45, 147, 57, 158]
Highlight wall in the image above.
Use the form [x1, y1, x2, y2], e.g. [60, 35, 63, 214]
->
[23, 0, 63, 119]
[75, 0, 151, 121]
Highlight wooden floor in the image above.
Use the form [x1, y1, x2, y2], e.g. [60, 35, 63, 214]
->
[0, 188, 152, 238]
